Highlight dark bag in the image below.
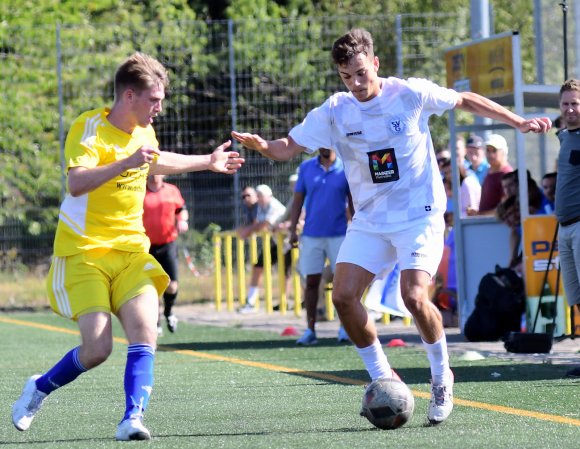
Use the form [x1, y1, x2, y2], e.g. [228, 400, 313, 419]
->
[503, 331, 553, 353]
[464, 265, 525, 342]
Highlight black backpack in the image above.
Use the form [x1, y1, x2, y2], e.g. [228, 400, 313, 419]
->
[464, 265, 526, 342]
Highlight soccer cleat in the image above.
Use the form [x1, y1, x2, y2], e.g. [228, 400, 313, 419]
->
[296, 328, 318, 346]
[12, 375, 47, 431]
[337, 326, 350, 343]
[238, 303, 257, 314]
[428, 372, 454, 424]
[166, 314, 178, 333]
[115, 417, 151, 441]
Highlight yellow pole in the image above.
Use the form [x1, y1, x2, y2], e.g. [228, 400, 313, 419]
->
[564, 303, 571, 335]
[237, 236, 246, 306]
[250, 234, 258, 265]
[291, 246, 301, 317]
[213, 233, 222, 312]
[325, 282, 334, 321]
[277, 232, 287, 315]
[262, 232, 273, 313]
[381, 313, 391, 325]
[224, 233, 234, 312]
[403, 316, 412, 326]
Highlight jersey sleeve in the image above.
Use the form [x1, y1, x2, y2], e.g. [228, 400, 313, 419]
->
[408, 77, 459, 117]
[289, 98, 334, 153]
[64, 117, 101, 170]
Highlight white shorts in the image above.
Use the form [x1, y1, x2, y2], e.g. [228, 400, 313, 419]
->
[336, 215, 445, 277]
[299, 235, 345, 276]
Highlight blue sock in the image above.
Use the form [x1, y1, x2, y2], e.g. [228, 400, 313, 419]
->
[35, 346, 87, 395]
[123, 344, 155, 422]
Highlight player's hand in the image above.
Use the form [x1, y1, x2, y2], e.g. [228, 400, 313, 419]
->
[518, 117, 552, 134]
[231, 131, 269, 152]
[209, 140, 245, 174]
[127, 145, 160, 169]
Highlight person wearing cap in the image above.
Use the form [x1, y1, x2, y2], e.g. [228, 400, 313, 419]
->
[465, 134, 490, 185]
[469, 134, 513, 215]
[238, 184, 287, 313]
[238, 185, 259, 226]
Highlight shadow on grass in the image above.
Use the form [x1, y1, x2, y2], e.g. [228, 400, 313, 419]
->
[160, 339, 577, 385]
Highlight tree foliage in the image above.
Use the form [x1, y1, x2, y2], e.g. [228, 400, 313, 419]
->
[0, 0, 543, 265]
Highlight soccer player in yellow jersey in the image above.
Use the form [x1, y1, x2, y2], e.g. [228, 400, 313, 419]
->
[12, 52, 244, 441]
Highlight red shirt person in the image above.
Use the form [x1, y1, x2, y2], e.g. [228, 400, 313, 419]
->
[143, 174, 188, 333]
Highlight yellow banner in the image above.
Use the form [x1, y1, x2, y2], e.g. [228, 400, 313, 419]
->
[445, 34, 514, 97]
[522, 215, 560, 296]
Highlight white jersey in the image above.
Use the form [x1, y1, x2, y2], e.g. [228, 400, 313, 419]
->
[289, 77, 459, 228]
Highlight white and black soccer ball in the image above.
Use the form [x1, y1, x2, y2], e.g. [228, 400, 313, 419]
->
[360, 378, 415, 430]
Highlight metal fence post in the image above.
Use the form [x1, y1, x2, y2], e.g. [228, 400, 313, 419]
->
[56, 22, 66, 201]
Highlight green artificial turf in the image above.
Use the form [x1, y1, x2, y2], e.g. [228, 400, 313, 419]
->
[1, 312, 578, 449]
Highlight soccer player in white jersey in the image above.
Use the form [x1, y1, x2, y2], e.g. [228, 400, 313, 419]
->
[232, 28, 551, 425]
[11, 52, 244, 441]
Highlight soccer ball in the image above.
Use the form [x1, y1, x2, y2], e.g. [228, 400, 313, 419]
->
[360, 378, 415, 430]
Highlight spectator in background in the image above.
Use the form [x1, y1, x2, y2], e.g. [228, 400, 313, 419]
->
[468, 134, 513, 216]
[465, 134, 490, 185]
[439, 157, 481, 218]
[237, 184, 287, 313]
[555, 79, 580, 378]
[496, 170, 546, 271]
[289, 148, 353, 345]
[143, 174, 188, 335]
[239, 185, 259, 226]
[541, 172, 557, 214]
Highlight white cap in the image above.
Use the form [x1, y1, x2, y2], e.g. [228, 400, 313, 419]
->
[485, 134, 508, 155]
[255, 184, 272, 196]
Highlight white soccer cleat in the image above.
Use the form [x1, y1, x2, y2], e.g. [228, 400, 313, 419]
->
[12, 375, 47, 431]
[238, 303, 258, 314]
[115, 417, 151, 441]
[427, 373, 454, 424]
[166, 314, 178, 333]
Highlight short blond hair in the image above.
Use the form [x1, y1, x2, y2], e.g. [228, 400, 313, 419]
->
[114, 52, 169, 99]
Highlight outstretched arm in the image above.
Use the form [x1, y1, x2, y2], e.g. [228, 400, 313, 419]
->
[231, 131, 306, 161]
[151, 140, 244, 175]
[455, 92, 552, 133]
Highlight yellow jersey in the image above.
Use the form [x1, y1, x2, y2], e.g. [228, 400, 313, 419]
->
[54, 107, 158, 256]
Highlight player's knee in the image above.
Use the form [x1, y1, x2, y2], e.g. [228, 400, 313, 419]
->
[81, 341, 113, 368]
[166, 281, 178, 294]
[402, 287, 430, 316]
[332, 288, 355, 312]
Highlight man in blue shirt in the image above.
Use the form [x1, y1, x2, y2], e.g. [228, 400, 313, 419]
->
[289, 148, 353, 344]
[465, 134, 490, 185]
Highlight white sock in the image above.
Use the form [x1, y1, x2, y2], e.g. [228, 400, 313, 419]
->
[356, 339, 392, 381]
[246, 287, 259, 305]
[422, 333, 451, 385]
